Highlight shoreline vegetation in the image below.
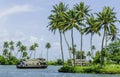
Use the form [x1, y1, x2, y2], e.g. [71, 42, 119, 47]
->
[58, 64, 120, 74]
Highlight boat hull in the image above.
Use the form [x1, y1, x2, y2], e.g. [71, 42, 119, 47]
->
[16, 65, 48, 69]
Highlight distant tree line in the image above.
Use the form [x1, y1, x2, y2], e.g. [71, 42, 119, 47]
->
[0, 41, 41, 65]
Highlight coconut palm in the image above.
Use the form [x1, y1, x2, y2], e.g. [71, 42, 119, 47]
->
[29, 45, 35, 58]
[62, 9, 79, 66]
[3, 41, 9, 58]
[20, 45, 27, 59]
[74, 2, 90, 56]
[3, 48, 8, 58]
[3, 41, 9, 49]
[29, 43, 38, 59]
[45, 42, 51, 62]
[85, 14, 100, 56]
[22, 51, 28, 59]
[48, 2, 68, 63]
[33, 43, 39, 58]
[63, 33, 72, 60]
[16, 41, 22, 58]
[96, 6, 118, 67]
[9, 41, 14, 56]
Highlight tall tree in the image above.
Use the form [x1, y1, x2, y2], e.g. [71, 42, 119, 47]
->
[20, 45, 27, 59]
[9, 41, 14, 57]
[48, 2, 68, 63]
[3, 41, 9, 49]
[45, 42, 51, 62]
[29, 45, 35, 59]
[74, 2, 90, 58]
[85, 14, 100, 56]
[3, 41, 9, 59]
[3, 48, 8, 58]
[22, 51, 28, 59]
[16, 41, 22, 58]
[33, 43, 39, 58]
[63, 33, 72, 60]
[96, 6, 118, 67]
[29, 43, 38, 59]
[62, 9, 79, 66]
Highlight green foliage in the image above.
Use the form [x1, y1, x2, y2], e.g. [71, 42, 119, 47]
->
[0, 55, 19, 65]
[67, 59, 72, 66]
[22, 51, 28, 58]
[56, 59, 64, 65]
[59, 64, 120, 74]
[76, 51, 86, 59]
[93, 51, 101, 64]
[106, 40, 120, 64]
[47, 59, 64, 65]
[58, 66, 75, 73]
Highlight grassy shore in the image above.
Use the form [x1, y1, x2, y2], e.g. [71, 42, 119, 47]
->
[58, 64, 120, 74]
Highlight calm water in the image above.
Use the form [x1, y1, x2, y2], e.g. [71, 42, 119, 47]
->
[0, 65, 119, 77]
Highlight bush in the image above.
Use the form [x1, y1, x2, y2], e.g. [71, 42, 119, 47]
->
[56, 59, 64, 65]
[67, 59, 72, 66]
[58, 66, 75, 73]
[58, 64, 120, 74]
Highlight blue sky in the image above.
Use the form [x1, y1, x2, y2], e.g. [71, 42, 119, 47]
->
[0, 0, 120, 60]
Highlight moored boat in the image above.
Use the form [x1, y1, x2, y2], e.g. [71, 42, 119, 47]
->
[16, 58, 48, 69]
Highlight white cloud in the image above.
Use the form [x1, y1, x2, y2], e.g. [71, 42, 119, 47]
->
[0, 5, 34, 19]
[29, 36, 38, 43]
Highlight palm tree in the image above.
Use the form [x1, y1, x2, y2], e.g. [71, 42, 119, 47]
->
[96, 6, 118, 67]
[20, 45, 27, 59]
[85, 14, 100, 56]
[29, 45, 35, 59]
[3, 48, 8, 58]
[3, 41, 9, 58]
[22, 51, 28, 59]
[63, 33, 72, 60]
[9, 41, 14, 56]
[48, 2, 68, 63]
[62, 9, 79, 66]
[45, 42, 51, 62]
[16, 41, 22, 58]
[29, 43, 38, 59]
[3, 41, 9, 49]
[33, 43, 39, 58]
[74, 2, 90, 57]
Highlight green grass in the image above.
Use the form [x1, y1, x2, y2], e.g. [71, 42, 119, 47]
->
[58, 64, 120, 74]
[99, 64, 120, 74]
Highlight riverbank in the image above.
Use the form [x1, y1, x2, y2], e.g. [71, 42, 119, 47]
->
[58, 64, 120, 74]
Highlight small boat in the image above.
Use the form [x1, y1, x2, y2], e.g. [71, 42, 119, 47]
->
[16, 58, 48, 69]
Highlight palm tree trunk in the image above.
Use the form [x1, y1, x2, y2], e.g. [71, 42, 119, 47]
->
[105, 32, 108, 48]
[20, 52, 23, 59]
[30, 51, 33, 59]
[16, 51, 19, 58]
[80, 33, 83, 59]
[71, 29, 75, 66]
[90, 33, 93, 56]
[47, 49, 48, 62]
[101, 29, 105, 67]
[34, 50, 36, 58]
[59, 31, 64, 63]
[63, 33, 72, 60]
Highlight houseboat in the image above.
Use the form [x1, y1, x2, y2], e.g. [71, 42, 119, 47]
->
[16, 58, 48, 69]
